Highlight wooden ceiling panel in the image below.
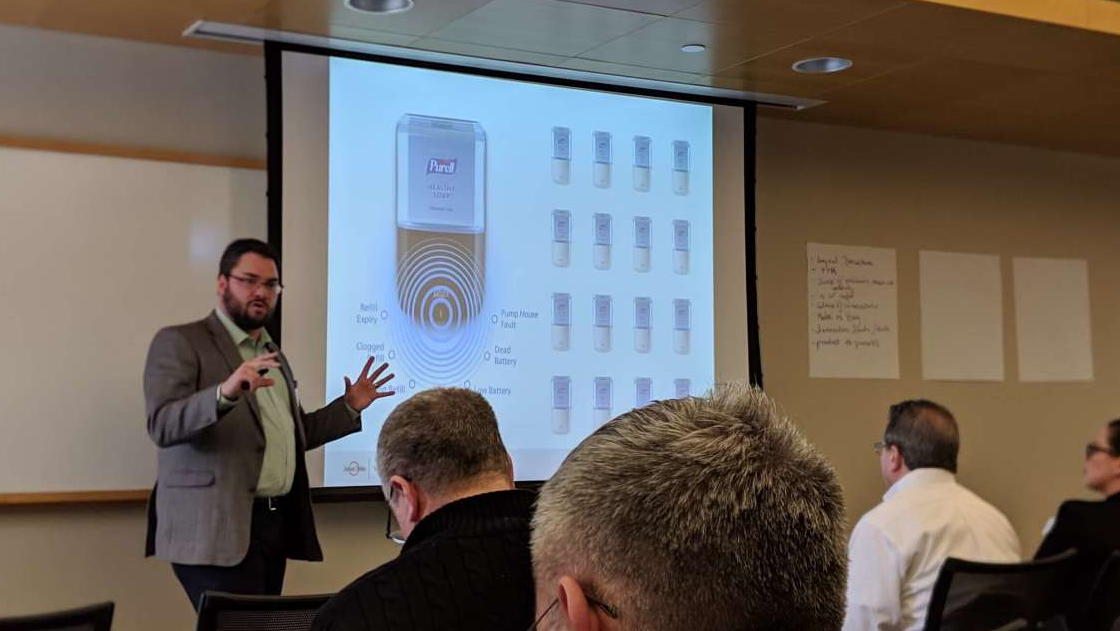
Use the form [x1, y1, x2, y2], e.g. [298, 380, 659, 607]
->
[427, 0, 657, 57]
[886, 99, 1120, 158]
[560, 56, 705, 83]
[411, 37, 571, 66]
[922, 0, 1091, 31]
[556, 0, 702, 15]
[697, 74, 829, 99]
[1035, 107, 1120, 157]
[578, 17, 794, 74]
[953, 20, 1120, 77]
[716, 37, 926, 97]
[322, 26, 418, 46]
[824, 2, 1037, 60]
[916, 0, 1120, 40]
[892, 103, 1059, 144]
[818, 57, 1051, 108]
[675, 0, 904, 40]
[960, 71, 1120, 121]
[1086, 1, 1120, 37]
[0, 0, 54, 28]
[762, 100, 1047, 154]
[252, 0, 493, 38]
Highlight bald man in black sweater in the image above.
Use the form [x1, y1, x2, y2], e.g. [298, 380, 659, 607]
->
[310, 388, 535, 631]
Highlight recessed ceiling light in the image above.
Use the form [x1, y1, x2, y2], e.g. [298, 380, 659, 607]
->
[680, 44, 707, 53]
[345, 0, 414, 14]
[792, 57, 853, 74]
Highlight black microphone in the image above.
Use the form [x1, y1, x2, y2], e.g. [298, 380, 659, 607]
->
[240, 367, 269, 393]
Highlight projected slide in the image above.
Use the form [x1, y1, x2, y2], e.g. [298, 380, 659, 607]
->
[323, 57, 714, 487]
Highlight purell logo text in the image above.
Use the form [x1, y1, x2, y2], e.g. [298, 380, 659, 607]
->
[427, 158, 457, 175]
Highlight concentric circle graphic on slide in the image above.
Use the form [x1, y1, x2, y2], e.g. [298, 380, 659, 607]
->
[391, 237, 488, 385]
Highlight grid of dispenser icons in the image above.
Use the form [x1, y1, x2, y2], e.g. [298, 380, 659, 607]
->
[549, 375, 694, 435]
[549, 128, 698, 433]
[552, 128, 690, 195]
[550, 130, 692, 276]
[549, 294, 692, 356]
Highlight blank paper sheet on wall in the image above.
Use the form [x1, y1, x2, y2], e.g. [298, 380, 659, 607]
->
[1013, 257, 1093, 382]
[919, 251, 1004, 381]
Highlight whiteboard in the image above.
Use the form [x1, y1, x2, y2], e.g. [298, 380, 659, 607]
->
[0, 146, 266, 493]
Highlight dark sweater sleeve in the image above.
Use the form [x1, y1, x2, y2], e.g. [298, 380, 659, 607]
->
[1036, 501, 1080, 560]
[311, 589, 361, 631]
[308, 604, 336, 631]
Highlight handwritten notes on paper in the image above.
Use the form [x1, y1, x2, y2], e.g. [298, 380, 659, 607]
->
[808, 243, 899, 379]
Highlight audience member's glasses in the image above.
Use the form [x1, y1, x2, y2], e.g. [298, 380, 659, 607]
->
[384, 486, 406, 545]
[873, 441, 888, 454]
[527, 593, 619, 630]
[1085, 443, 1116, 459]
[227, 273, 283, 294]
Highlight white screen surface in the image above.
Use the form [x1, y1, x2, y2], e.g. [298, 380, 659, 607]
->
[279, 51, 749, 488]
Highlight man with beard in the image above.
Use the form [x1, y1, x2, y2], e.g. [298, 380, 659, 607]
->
[143, 238, 397, 608]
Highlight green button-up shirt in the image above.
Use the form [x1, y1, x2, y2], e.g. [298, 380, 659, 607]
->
[215, 308, 296, 498]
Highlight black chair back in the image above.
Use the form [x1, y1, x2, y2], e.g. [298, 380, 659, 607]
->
[1082, 552, 1120, 631]
[195, 592, 331, 631]
[0, 602, 113, 631]
[922, 549, 1078, 631]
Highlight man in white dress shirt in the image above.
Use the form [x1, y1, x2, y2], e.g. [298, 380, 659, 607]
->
[843, 399, 1021, 631]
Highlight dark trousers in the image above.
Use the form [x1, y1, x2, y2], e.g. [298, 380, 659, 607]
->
[172, 498, 288, 610]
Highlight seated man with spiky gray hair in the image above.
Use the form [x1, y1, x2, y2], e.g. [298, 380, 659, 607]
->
[529, 382, 848, 631]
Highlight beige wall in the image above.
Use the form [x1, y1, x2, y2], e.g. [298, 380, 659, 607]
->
[756, 115, 1120, 553]
[0, 24, 263, 158]
[4, 23, 1120, 630]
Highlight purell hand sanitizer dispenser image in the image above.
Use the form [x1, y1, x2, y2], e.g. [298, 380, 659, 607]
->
[633, 296, 652, 354]
[635, 377, 652, 408]
[552, 292, 571, 351]
[592, 294, 612, 353]
[394, 114, 487, 384]
[673, 219, 690, 275]
[552, 209, 571, 268]
[552, 126, 571, 185]
[593, 376, 612, 427]
[592, 212, 612, 270]
[673, 298, 691, 355]
[592, 131, 612, 188]
[551, 376, 571, 435]
[672, 140, 690, 195]
[633, 216, 651, 273]
[633, 135, 651, 192]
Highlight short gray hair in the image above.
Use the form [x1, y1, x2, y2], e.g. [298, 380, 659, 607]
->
[531, 383, 847, 631]
[376, 387, 510, 496]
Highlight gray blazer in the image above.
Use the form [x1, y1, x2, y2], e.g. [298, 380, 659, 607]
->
[143, 311, 361, 566]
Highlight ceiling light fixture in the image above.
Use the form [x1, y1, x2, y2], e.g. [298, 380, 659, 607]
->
[680, 44, 707, 53]
[345, 0, 414, 14]
[792, 57, 853, 74]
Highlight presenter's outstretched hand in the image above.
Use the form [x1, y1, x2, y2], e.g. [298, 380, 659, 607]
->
[344, 356, 396, 412]
[219, 353, 281, 399]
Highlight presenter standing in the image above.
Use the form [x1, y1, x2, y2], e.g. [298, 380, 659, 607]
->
[143, 238, 395, 609]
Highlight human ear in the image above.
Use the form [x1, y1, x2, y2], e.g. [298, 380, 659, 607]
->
[557, 576, 603, 631]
